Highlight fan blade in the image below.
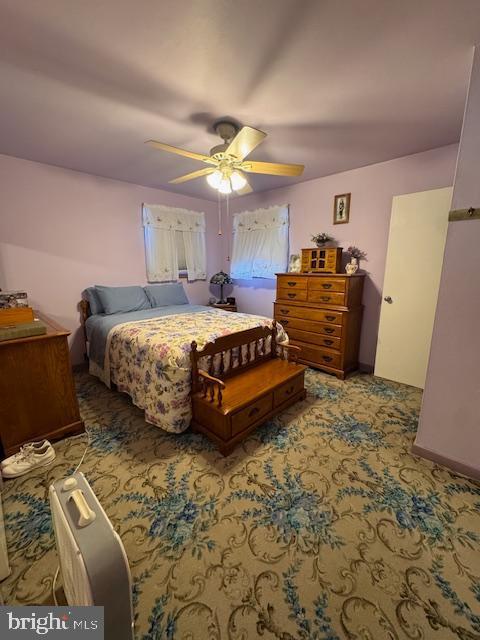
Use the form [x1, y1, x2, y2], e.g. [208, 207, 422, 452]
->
[236, 179, 253, 195]
[225, 126, 267, 160]
[169, 167, 216, 184]
[241, 160, 304, 177]
[146, 140, 215, 164]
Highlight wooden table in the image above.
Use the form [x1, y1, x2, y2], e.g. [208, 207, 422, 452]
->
[0, 311, 84, 456]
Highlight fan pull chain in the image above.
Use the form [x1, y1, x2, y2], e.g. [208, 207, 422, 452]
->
[217, 191, 222, 236]
[226, 193, 230, 262]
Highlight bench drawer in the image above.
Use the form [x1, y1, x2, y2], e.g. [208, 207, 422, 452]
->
[231, 393, 272, 436]
[273, 375, 305, 408]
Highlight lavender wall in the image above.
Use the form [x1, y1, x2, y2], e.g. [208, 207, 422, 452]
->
[0, 154, 219, 364]
[224, 145, 458, 367]
[415, 48, 480, 478]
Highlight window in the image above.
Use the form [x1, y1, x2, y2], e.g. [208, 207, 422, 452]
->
[230, 204, 289, 279]
[143, 204, 206, 282]
[175, 231, 188, 277]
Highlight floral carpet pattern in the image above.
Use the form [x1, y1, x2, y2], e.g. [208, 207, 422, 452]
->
[1, 369, 479, 639]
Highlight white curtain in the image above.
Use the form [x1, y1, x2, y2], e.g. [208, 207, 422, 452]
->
[230, 204, 289, 279]
[143, 204, 207, 282]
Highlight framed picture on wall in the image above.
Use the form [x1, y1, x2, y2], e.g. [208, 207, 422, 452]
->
[333, 193, 351, 225]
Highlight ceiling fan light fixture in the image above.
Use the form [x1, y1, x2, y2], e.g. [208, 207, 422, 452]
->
[230, 170, 247, 191]
[206, 169, 223, 189]
[218, 177, 232, 194]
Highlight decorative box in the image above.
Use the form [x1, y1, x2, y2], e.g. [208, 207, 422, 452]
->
[0, 290, 29, 308]
[301, 247, 343, 274]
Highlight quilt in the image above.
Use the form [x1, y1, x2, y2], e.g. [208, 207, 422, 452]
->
[105, 309, 286, 433]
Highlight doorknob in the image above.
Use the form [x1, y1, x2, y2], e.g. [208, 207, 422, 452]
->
[384, 296, 393, 304]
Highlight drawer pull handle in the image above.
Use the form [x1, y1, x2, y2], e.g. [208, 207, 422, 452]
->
[282, 320, 289, 325]
[287, 281, 297, 287]
[324, 339, 333, 345]
[287, 293, 296, 299]
[325, 315, 336, 321]
[324, 327, 335, 334]
[322, 356, 333, 363]
[322, 284, 332, 289]
[249, 407, 260, 418]
[280, 309, 290, 314]
[320, 296, 331, 302]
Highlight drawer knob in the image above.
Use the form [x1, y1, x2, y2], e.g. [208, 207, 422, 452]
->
[249, 407, 260, 418]
[324, 327, 334, 334]
[322, 284, 332, 289]
[326, 315, 336, 321]
[287, 293, 296, 299]
[324, 339, 333, 345]
[285, 386, 294, 395]
[287, 281, 297, 287]
[322, 356, 333, 363]
[282, 320, 289, 325]
[280, 309, 290, 314]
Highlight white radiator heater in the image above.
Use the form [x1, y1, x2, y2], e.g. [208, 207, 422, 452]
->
[49, 472, 134, 640]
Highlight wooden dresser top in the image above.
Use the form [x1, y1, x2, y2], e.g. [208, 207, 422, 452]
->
[276, 273, 365, 278]
[0, 310, 70, 347]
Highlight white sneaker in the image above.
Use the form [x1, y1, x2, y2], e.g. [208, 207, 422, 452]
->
[2, 443, 56, 479]
[1, 440, 51, 471]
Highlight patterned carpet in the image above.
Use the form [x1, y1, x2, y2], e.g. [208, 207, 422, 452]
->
[1, 369, 480, 639]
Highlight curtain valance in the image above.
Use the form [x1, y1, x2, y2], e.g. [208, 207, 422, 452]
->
[143, 204, 206, 232]
[232, 205, 289, 232]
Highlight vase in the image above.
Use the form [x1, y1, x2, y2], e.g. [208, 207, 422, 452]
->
[345, 257, 358, 275]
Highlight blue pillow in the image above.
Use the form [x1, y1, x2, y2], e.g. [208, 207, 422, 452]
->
[144, 283, 189, 308]
[95, 285, 151, 315]
[83, 287, 104, 315]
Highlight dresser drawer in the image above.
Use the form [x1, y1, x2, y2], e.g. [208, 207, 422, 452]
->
[286, 328, 341, 350]
[231, 393, 272, 436]
[308, 278, 346, 292]
[273, 375, 305, 408]
[292, 343, 342, 369]
[277, 288, 308, 302]
[276, 275, 307, 290]
[307, 291, 346, 306]
[274, 303, 343, 325]
[275, 314, 343, 337]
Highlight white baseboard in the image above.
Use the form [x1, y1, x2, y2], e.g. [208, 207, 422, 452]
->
[412, 443, 480, 481]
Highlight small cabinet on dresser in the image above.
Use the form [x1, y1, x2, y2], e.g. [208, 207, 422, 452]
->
[0, 311, 84, 456]
[274, 273, 365, 379]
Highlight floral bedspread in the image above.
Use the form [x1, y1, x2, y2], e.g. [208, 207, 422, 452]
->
[106, 309, 286, 433]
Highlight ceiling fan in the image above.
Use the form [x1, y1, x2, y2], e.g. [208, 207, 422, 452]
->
[146, 120, 304, 195]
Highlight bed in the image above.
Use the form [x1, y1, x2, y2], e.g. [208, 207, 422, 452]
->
[80, 284, 286, 434]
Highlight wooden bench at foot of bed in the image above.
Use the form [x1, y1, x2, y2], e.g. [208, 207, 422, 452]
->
[190, 321, 307, 455]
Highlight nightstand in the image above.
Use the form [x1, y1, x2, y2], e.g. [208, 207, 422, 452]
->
[211, 303, 237, 312]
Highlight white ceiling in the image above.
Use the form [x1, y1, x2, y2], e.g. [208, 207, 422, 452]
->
[0, 0, 479, 200]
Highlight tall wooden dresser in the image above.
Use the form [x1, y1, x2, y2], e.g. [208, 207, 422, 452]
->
[274, 273, 365, 379]
[0, 311, 84, 456]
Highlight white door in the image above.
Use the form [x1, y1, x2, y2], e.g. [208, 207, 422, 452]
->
[374, 187, 452, 388]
